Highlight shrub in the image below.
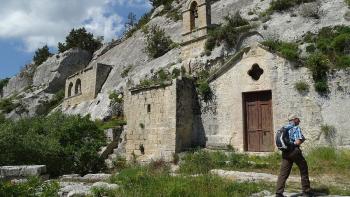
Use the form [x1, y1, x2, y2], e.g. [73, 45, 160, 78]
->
[261, 39, 300, 61]
[346, 0, 350, 6]
[269, 0, 317, 12]
[0, 98, 20, 113]
[332, 33, 350, 53]
[294, 81, 310, 94]
[321, 124, 336, 144]
[33, 45, 53, 66]
[205, 12, 251, 51]
[112, 156, 128, 171]
[306, 53, 330, 94]
[109, 90, 123, 104]
[0, 176, 59, 197]
[0, 78, 9, 91]
[149, 0, 175, 8]
[336, 55, 350, 68]
[0, 112, 106, 176]
[0, 113, 5, 124]
[306, 44, 316, 53]
[58, 27, 102, 54]
[121, 65, 133, 78]
[143, 25, 174, 58]
[299, 2, 320, 19]
[197, 82, 212, 102]
[171, 68, 181, 79]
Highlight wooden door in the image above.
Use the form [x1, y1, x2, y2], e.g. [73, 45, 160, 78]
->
[244, 91, 273, 152]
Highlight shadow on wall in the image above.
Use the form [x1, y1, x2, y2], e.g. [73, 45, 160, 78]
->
[192, 88, 207, 148]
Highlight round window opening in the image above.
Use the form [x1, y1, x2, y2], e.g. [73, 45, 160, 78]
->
[248, 64, 264, 81]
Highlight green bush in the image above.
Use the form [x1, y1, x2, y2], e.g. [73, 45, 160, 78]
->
[336, 55, 350, 68]
[269, 0, 316, 12]
[143, 25, 174, 58]
[0, 176, 59, 197]
[294, 81, 310, 94]
[347, 0, 350, 6]
[332, 33, 350, 53]
[306, 53, 330, 94]
[261, 39, 300, 61]
[0, 112, 106, 176]
[0, 98, 20, 113]
[306, 44, 316, 53]
[149, 0, 175, 8]
[33, 45, 52, 66]
[109, 90, 123, 104]
[0, 78, 9, 91]
[121, 65, 133, 78]
[205, 13, 251, 51]
[58, 27, 102, 54]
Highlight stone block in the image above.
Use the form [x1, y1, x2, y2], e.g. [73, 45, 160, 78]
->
[0, 165, 46, 178]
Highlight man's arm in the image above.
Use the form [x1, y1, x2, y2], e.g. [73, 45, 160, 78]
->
[294, 126, 305, 146]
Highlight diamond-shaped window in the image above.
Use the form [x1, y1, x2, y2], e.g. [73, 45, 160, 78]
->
[248, 64, 264, 81]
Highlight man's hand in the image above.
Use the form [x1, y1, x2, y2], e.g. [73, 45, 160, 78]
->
[294, 139, 303, 146]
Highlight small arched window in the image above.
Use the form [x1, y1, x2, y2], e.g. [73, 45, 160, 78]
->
[190, 1, 199, 30]
[68, 82, 73, 97]
[75, 79, 81, 95]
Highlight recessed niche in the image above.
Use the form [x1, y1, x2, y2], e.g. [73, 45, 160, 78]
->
[248, 64, 264, 81]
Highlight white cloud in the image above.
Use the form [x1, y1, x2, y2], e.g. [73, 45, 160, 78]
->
[0, 0, 140, 52]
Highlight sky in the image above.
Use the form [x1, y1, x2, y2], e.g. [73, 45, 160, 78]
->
[0, 0, 151, 79]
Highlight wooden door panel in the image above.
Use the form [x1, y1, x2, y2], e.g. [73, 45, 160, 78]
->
[244, 91, 273, 152]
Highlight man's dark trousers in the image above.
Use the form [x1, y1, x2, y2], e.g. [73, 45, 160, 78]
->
[276, 147, 311, 195]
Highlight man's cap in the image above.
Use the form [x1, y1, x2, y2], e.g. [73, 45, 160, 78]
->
[288, 114, 299, 121]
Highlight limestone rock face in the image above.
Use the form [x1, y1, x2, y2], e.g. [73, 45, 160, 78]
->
[1, 65, 35, 98]
[33, 48, 91, 93]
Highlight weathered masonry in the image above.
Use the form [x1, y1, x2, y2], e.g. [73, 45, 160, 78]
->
[202, 44, 350, 151]
[63, 63, 111, 108]
[181, 0, 211, 67]
[124, 78, 198, 162]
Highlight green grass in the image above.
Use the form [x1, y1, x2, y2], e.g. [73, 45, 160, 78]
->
[0, 176, 59, 197]
[178, 150, 281, 175]
[294, 81, 310, 94]
[261, 39, 300, 61]
[95, 118, 127, 130]
[108, 165, 274, 197]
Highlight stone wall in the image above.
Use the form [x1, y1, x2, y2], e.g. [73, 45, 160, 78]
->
[124, 78, 195, 162]
[63, 63, 111, 108]
[202, 45, 350, 151]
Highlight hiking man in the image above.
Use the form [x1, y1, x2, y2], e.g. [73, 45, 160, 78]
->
[276, 115, 312, 197]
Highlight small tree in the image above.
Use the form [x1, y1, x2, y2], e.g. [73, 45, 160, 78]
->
[143, 25, 174, 58]
[58, 27, 102, 54]
[33, 45, 52, 66]
[125, 12, 137, 32]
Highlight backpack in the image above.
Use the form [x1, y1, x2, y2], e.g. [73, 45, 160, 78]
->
[275, 126, 293, 151]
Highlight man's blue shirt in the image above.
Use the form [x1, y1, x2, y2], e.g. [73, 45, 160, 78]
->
[284, 122, 305, 144]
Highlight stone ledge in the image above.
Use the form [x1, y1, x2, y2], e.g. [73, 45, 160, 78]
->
[0, 165, 46, 178]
